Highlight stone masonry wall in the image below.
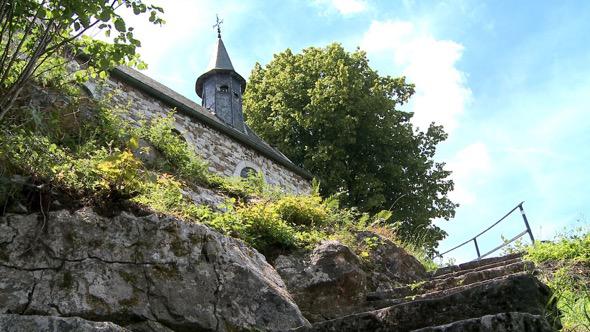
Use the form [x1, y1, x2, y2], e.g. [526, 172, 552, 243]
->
[91, 75, 311, 195]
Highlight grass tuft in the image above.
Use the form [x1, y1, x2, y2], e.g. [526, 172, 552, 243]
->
[524, 228, 590, 331]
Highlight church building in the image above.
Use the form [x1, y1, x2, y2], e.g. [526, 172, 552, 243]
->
[91, 30, 312, 194]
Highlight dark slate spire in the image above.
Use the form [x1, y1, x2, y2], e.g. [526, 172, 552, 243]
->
[195, 18, 247, 133]
[207, 37, 235, 72]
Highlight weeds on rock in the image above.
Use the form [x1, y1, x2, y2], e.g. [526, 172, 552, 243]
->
[0, 93, 438, 269]
[523, 228, 590, 331]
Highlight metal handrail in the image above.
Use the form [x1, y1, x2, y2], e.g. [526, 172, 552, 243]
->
[435, 201, 535, 261]
[479, 230, 528, 260]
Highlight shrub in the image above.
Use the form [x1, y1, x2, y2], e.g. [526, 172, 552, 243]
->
[207, 201, 298, 254]
[524, 229, 590, 331]
[138, 114, 208, 182]
[0, 130, 73, 184]
[132, 173, 212, 222]
[211, 171, 271, 198]
[94, 149, 143, 194]
[237, 202, 298, 251]
[544, 266, 590, 331]
[275, 194, 329, 226]
[526, 232, 589, 263]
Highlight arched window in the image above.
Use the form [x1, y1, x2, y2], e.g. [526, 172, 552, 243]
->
[240, 166, 257, 178]
[233, 161, 265, 182]
[219, 85, 229, 93]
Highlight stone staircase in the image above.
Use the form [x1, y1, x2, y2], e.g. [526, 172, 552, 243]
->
[292, 253, 560, 331]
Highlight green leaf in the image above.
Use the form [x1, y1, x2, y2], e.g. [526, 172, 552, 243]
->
[114, 18, 126, 32]
[128, 136, 139, 149]
[99, 9, 111, 22]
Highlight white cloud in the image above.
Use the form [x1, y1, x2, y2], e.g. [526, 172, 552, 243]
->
[447, 142, 491, 205]
[314, 0, 368, 15]
[87, 0, 251, 80]
[120, 0, 214, 72]
[87, 0, 210, 69]
[360, 20, 471, 133]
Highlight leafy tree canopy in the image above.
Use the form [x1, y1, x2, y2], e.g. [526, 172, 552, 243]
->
[0, 0, 164, 122]
[244, 43, 457, 250]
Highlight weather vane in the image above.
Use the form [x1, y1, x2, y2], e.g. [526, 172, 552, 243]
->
[213, 14, 223, 39]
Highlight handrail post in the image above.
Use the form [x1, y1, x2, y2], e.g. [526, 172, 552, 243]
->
[518, 203, 535, 243]
[438, 202, 536, 263]
[473, 238, 481, 260]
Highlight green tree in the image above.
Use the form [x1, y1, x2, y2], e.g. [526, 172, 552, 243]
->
[0, 0, 164, 122]
[243, 43, 456, 251]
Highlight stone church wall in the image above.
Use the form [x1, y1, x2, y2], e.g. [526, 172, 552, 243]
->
[92, 74, 311, 195]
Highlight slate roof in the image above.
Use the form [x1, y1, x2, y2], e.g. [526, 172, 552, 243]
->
[207, 38, 235, 71]
[110, 65, 313, 180]
[195, 37, 247, 98]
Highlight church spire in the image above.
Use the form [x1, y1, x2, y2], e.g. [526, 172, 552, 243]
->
[206, 37, 234, 72]
[195, 17, 247, 133]
[206, 14, 234, 71]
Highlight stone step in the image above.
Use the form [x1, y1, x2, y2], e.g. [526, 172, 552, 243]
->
[431, 252, 522, 278]
[365, 271, 531, 311]
[432, 256, 524, 281]
[410, 312, 556, 332]
[291, 273, 557, 332]
[367, 260, 535, 302]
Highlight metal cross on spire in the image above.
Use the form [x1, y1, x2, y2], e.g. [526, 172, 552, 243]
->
[213, 14, 223, 39]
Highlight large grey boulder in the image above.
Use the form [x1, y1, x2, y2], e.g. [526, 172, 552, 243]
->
[273, 233, 429, 323]
[355, 231, 427, 291]
[0, 314, 128, 332]
[0, 208, 309, 331]
[274, 241, 368, 322]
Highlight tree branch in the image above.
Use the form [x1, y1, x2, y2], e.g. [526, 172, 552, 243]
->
[0, 3, 14, 79]
[0, 1, 46, 87]
[44, 0, 121, 55]
[0, 17, 54, 121]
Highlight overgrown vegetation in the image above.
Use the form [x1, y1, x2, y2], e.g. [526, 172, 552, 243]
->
[522, 228, 590, 331]
[0, 89, 436, 263]
[0, 0, 164, 121]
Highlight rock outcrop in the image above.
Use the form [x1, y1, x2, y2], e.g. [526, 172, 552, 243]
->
[354, 231, 427, 291]
[274, 231, 430, 323]
[275, 241, 368, 322]
[0, 208, 560, 331]
[0, 208, 309, 331]
[0, 314, 128, 332]
[292, 253, 560, 331]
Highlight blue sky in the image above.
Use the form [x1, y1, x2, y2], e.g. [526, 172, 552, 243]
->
[113, 0, 590, 262]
